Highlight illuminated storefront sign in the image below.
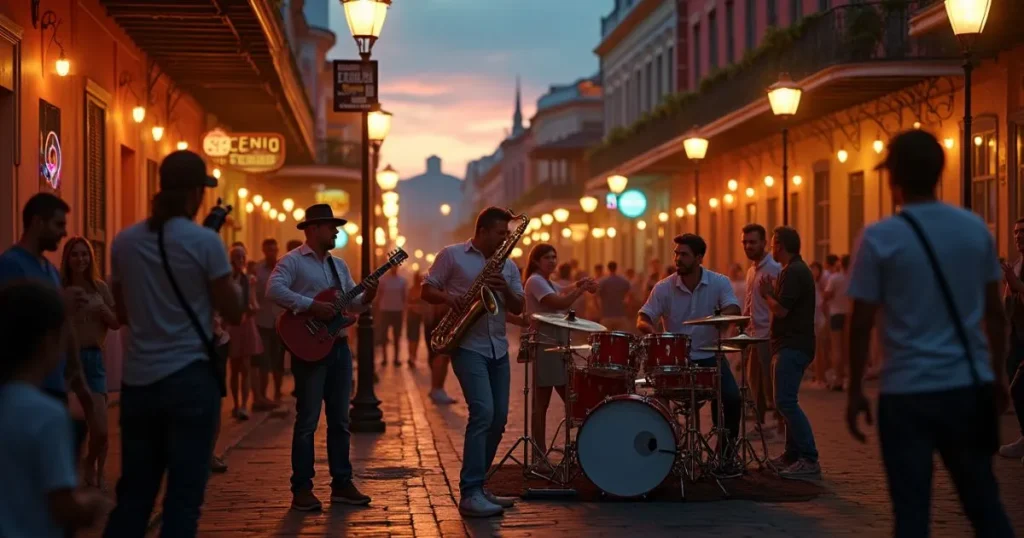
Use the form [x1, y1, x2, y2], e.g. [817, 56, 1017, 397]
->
[202, 129, 286, 173]
[605, 192, 618, 210]
[39, 99, 62, 192]
[617, 189, 647, 218]
[315, 189, 351, 218]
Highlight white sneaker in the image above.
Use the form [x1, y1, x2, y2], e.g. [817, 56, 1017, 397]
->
[483, 489, 515, 508]
[999, 436, 1024, 458]
[458, 490, 503, 518]
[430, 389, 456, 404]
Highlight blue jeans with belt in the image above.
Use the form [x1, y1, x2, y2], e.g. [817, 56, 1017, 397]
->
[772, 348, 818, 462]
[291, 339, 354, 493]
[450, 348, 510, 496]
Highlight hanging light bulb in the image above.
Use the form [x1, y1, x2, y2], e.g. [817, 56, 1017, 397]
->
[561, 228, 572, 238]
[344, 222, 359, 235]
[382, 191, 399, 205]
[237, 187, 249, 199]
[540, 231, 550, 241]
[745, 187, 756, 198]
[292, 208, 306, 221]
[675, 207, 684, 218]
[55, 53, 70, 77]
[792, 175, 803, 186]
[440, 203, 451, 216]
[727, 179, 738, 192]
[607, 227, 617, 238]
[686, 203, 697, 216]
[269, 208, 279, 219]
[252, 194, 264, 206]
[261, 201, 270, 212]
[282, 198, 295, 212]
[176, 141, 189, 151]
[151, 126, 165, 141]
[426, 253, 436, 263]
[591, 227, 606, 238]
[212, 168, 222, 179]
[523, 236, 532, 246]
[277, 213, 286, 222]
[708, 197, 720, 209]
[396, 235, 407, 247]
[873, 139, 884, 154]
[245, 202, 254, 213]
[541, 213, 553, 226]
[637, 220, 647, 230]
[944, 137, 955, 149]
[131, 106, 146, 124]
[553, 208, 569, 222]
[764, 175, 775, 187]
[658, 212, 669, 222]
[837, 149, 849, 163]
[724, 193, 735, 205]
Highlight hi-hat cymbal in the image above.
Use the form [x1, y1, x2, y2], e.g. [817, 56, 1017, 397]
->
[682, 314, 751, 326]
[531, 312, 607, 332]
[697, 345, 743, 353]
[543, 345, 591, 352]
[721, 333, 770, 346]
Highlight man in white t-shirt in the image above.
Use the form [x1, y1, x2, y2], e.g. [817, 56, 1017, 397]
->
[845, 131, 1012, 537]
[377, 266, 407, 366]
[823, 255, 850, 390]
[105, 151, 244, 537]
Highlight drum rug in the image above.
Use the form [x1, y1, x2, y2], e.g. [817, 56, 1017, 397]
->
[485, 467, 827, 502]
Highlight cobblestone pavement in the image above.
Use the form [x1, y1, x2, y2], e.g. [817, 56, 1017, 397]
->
[160, 335, 1022, 537]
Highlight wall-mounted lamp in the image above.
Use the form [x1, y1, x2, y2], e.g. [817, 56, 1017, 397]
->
[41, 11, 69, 77]
[151, 126, 165, 141]
[119, 72, 146, 123]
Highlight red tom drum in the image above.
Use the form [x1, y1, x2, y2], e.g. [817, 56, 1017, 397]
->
[648, 366, 720, 396]
[640, 333, 690, 375]
[587, 331, 637, 377]
[568, 368, 631, 424]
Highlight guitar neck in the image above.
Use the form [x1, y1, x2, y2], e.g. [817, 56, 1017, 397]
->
[334, 261, 396, 308]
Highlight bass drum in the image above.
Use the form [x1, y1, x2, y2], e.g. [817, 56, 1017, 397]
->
[576, 394, 677, 498]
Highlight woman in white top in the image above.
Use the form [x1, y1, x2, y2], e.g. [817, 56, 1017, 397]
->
[520, 244, 596, 463]
[809, 261, 831, 387]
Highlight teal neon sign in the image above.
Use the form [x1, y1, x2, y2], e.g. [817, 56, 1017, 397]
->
[617, 189, 647, 218]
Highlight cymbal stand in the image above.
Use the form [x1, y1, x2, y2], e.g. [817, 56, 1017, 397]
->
[729, 331, 773, 470]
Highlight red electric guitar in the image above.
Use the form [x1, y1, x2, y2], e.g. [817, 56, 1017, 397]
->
[277, 248, 408, 361]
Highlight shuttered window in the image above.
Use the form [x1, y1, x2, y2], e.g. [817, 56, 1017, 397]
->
[84, 94, 107, 275]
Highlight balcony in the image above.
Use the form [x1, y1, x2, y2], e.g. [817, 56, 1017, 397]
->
[321, 139, 361, 169]
[588, 2, 961, 177]
[512, 181, 585, 214]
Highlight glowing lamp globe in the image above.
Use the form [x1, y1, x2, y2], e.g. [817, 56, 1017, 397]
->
[708, 198, 720, 209]
[176, 141, 189, 151]
[607, 227, 617, 238]
[282, 198, 295, 212]
[553, 208, 569, 222]
[727, 179, 738, 192]
[658, 212, 669, 223]
[746, 187, 756, 198]
[683, 134, 709, 160]
[686, 203, 697, 216]
[767, 73, 802, 117]
[376, 164, 399, 191]
[277, 213, 286, 223]
[440, 203, 451, 216]
[342, 0, 390, 54]
[269, 208, 279, 219]
[212, 168, 222, 179]
[344, 222, 359, 235]
[252, 194, 264, 206]
[606, 174, 628, 194]
[237, 188, 249, 199]
[368, 109, 393, 144]
[561, 228, 572, 238]
[764, 175, 775, 187]
[382, 202, 399, 219]
[55, 54, 70, 77]
[945, 0, 992, 38]
[131, 106, 146, 124]
[292, 208, 306, 221]
[579, 196, 599, 214]
[151, 126, 165, 141]
[637, 220, 647, 230]
[382, 191, 399, 205]
[541, 213, 553, 226]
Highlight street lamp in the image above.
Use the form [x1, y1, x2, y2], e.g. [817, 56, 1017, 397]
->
[683, 129, 708, 234]
[343, 0, 392, 433]
[607, 174, 628, 194]
[945, 0, 992, 209]
[376, 165, 399, 191]
[767, 72, 802, 225]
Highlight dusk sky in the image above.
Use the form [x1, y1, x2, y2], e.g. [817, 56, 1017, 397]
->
[327, 1, 610, 180]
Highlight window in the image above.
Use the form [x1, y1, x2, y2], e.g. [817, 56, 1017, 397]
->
[725, 1, 736, 64]
[789, 192, 799, 229]
[767, 197, 779, 234]
[645, 61, 653, 112]
[655, 54, 663, 103]
[708, 10, 719, 70]
[767, 0, 778, 26]
[791, 0, 803, 21]
[84, 93, 107, 276]
[813, 168, 831, 263]
[745, 0, 756, 51]
[727, 208, 736, 265]
[638, 68, 646, 115]
[746, 202, 757, 224]
[971, 117, 998, 236]
[692, 23, 701, 83]
[667, 45, 674, 90]
[848, 171, 865, 250]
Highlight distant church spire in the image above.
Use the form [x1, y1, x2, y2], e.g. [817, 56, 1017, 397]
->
[511, 75, 524, 137]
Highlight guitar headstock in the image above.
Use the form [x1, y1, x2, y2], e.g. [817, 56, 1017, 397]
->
[388, 248, 409, 267]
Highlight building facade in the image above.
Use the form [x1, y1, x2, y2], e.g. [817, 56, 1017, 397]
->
[396, 156, 463, 273]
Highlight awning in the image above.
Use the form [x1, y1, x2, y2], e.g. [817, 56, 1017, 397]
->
[102, 0, 316, 164]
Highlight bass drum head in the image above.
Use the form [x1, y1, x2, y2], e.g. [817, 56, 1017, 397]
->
[576, 396, 676, 498]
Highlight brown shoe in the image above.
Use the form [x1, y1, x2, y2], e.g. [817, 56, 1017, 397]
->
[331, 482, 371, 505]
[291, 489, 322, 511]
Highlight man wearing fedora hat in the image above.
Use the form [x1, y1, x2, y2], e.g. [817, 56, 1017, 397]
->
[267, 203, 378, 511]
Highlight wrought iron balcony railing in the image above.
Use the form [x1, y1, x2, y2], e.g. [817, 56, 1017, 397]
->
[587, 1, 960, 177]
[320, 139, 362, 169]
[511, 181, 585, 214]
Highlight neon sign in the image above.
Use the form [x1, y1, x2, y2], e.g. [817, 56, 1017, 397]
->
[41, 131, 62, 191]
[617, 189, 647, 218]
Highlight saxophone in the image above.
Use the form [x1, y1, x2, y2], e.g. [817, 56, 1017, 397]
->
[430, 211, 530, 355]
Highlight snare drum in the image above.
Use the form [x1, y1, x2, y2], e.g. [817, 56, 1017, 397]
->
[640, 333, 690, 375]
[587, 331, 636, 376]
[568, 368, 631, 424]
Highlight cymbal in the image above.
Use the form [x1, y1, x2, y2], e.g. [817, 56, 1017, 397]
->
[682, 314, 751, 326]
[531, 312, 607, 332]
[543, 345, 591, 352]
[696, 345, 743, 353]
[721, 333, 770, 346]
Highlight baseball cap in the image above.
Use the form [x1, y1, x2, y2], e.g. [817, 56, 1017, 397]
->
[873, 130, 944, 175]
[159, 150, 218, 190]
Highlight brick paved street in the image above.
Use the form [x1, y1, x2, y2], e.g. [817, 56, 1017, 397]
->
[142, 333, 1023, 537]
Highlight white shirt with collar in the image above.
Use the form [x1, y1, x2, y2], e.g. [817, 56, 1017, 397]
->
[639, 268, 741, 361]
[424, 240, 525, 360]
[743, 253, 782, 338]
[266, 243, 367, 315]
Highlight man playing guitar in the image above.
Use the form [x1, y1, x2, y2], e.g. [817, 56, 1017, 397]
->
[637, 233, 743, 476]
[267, 204, 378, 512]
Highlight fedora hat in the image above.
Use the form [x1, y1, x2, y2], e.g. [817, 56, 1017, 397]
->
[296, 203, 348, 230]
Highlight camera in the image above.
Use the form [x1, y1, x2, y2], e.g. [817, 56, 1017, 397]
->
[203, 198, 233, 232]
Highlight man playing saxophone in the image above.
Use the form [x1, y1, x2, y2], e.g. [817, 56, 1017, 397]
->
[422, 207, 526, 518]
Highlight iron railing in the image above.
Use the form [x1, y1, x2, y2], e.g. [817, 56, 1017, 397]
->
[511, 181, 585, 213]
[320, 139, 362, 169]
[587, 2, 960, 177]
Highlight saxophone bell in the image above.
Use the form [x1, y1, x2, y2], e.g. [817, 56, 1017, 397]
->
[480, 286, 499, 316]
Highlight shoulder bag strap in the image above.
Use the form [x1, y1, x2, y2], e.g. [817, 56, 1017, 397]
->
[897, 211, 981, 386]
[157, 224, 228, 396]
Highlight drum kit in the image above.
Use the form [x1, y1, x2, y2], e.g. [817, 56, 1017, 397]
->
[489, 309, 773, 500]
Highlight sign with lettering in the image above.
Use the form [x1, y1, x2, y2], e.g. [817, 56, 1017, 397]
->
[202, 129, 286, 173]
[315, 189, 351, 218]
[333, 60, 378, 112]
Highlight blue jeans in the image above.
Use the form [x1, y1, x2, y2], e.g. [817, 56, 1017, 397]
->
[104, 360, 221, 538]
[80, 346, 107, 394]
[772, 348, 818, 462]
[693, 357, 741, 442]
[291, 339, 353, 492]
[450, 349, 510, 495]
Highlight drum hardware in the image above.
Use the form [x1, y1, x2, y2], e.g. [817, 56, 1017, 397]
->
[682, 313, 752, 326]
[543, 345, 591, 352]
[696, 345, 743, 353]
[695, 310, 750, 484]
[716, 330, 775, 473]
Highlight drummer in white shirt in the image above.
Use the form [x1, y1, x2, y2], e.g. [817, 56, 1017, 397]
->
[637, 234, 743, 474]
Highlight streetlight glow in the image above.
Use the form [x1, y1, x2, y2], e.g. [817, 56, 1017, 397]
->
[944, 0, 992, 37]
[282, 198, 295, 212]
[252, 194, 264, 206]
[237, 188, 249, 199]
[553, 208, 569, 222]
[382, 191, 399, 205]
[342, 0, 390, 56]
[368, 109, 393, 144]
[579, 196, 598, 213]
[440, 203, 451, 216]
[683, 135, 709, 160]
[376, 164, 399, 191]
[767, 73, 803, 117]
[541, 213, 553, 226]
[606, 174, 628, 194]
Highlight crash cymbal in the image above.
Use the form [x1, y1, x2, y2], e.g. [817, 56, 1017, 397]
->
[543, 345, 591, 352]
[696, 345, 743, 353]
[531, 312, 607, 332]
[721, 333, 770, 346]
[682, 314, 751, 326]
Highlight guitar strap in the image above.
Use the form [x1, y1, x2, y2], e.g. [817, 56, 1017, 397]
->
[326, 255, 344, 289]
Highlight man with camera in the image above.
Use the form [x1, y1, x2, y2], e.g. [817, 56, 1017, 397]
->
[104, 150, 244, 538]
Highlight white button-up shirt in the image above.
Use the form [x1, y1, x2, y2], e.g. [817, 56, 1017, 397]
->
[639, 268, 741, 361]
[424, 240, 525, 360]
[266, 243, 367, 314]
[743, 253, 782, 338]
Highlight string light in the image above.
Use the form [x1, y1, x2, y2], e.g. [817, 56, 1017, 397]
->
[745, 187, 755, 198]
[727, 179, 738, 192]
[637, 220, 647, 230]
[764, 175, 775, 187]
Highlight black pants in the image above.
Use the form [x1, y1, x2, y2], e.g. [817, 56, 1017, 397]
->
[1010, 338, 1024, 435]
[878, 386, 1014, 538]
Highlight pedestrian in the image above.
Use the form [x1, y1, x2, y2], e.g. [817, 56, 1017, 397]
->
[596, 261, 631, 332]
[60, 236, 119, 490]
[377, 265, 407, 366]
[846, 130, 1014, 537]
[760, 226, 820, 478]
[423, 299, 456, 404]
[251, 238, 286, 403]
[823, 254, 850, 390]
[808, 261, 831, 387]
[0, 281, 112, 537]
[406, 272, 425, 364]
[1000, 217, 1024, 460]
[104, 150, 244, 538]
[226, 244, 266, 420]
[267, 204, 377, 511]
[742, 223, 782, 439]
[421, 207, 524, 517]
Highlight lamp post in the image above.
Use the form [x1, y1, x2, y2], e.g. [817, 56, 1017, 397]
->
[579, 196, 598, 269]
[683, 131, 708, 235]
[767, 73, 803, 226]
[343, 0, 390, 433]
[944, 0, 992, 209]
